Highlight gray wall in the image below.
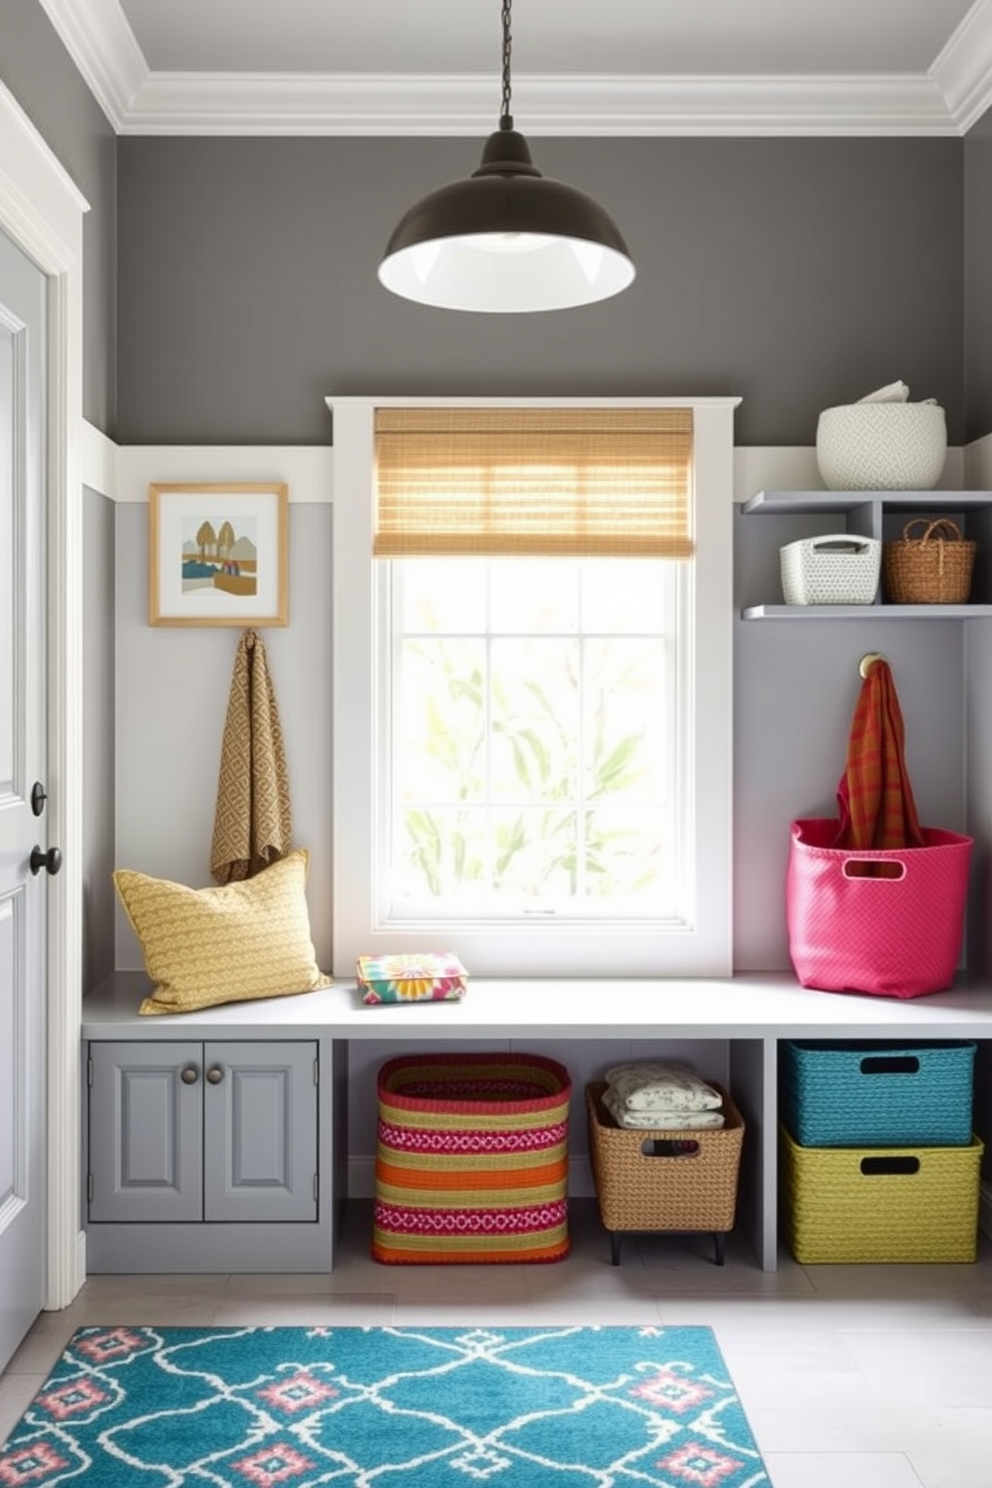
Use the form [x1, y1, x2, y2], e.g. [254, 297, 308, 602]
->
[117, 135, 964, 448]
[0, 0, 117, 433]
[82, 488, 116, 993]
[965, 106, 992, 444]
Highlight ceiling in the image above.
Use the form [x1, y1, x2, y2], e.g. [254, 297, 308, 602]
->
[36, 0, 992, 136]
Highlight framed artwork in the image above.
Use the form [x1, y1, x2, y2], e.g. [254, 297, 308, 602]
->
[148, 482, 289, 627]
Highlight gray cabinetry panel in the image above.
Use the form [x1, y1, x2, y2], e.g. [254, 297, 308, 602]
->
[203, 1042, 317, 1222]
[88, 1040, 318, 1227]
[88, 1042, 202, 1223]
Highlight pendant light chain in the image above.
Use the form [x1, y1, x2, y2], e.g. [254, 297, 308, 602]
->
[500, 0, 514, 130]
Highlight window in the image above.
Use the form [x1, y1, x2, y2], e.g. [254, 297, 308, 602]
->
[330, 398, 737, 979]
[385, 555, 686, 921]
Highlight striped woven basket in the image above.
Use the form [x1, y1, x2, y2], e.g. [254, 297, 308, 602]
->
[372, 1052, 572, 1264]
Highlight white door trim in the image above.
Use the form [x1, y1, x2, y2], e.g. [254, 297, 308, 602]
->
[0, 79, 88, 1309]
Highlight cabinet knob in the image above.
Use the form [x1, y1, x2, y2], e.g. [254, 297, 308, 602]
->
[206, 1065, 224, 1085]
[180, 1064, 199, 1085]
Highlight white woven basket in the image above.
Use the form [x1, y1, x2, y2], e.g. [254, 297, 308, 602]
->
[780, 534, 881, 605]
[816, 402, 947, 491]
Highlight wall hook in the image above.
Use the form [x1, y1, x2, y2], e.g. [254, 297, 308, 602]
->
[859, 651, 885, 679]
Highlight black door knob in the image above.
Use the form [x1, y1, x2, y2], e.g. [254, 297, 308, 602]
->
[29, 845, 63, 877]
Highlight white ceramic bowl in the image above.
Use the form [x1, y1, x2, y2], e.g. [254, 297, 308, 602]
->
[815, 402, 947, 491]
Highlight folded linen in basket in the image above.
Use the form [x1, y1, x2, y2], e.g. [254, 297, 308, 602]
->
[604, 1061, 723, 1113]
[601, 1087, 726, 1130]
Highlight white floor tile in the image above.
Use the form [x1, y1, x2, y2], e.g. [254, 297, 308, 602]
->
[0, 1375, 46, 1449]
[384, 1300, 549, 1326]
[209, 1295, 397, 1327]
[762, 1452, 925, 1488]
[715, 1331, 877, 1411]
[654, 1296, 865, 1335]
[801, 1256, 989, 1303]
[840, 1328, 992, 1409]
[73, 1292, 225, 1326]
[748, 1406, 941, 1455]
[1, 1307, 83, 1377]
[900, 1409, 992, 1488]
[223, 1273, 390, 1300]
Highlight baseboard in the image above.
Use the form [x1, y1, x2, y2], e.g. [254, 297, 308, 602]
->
[85, 1221, 334, 1274]
[74, 1228, 86, 1300]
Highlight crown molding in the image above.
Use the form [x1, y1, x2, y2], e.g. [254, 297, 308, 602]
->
[118, 72, 958, 137]
[33, 0, 992, 137]
[930, 0, 992, 134]
[36, 0, 146, 131]
[0, 78, 90, 232]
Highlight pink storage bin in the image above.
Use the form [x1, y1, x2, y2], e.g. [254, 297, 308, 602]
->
[787, 817, 973, 999]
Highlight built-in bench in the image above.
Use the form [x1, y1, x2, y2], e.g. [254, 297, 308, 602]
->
[81, 971, 992, 1274]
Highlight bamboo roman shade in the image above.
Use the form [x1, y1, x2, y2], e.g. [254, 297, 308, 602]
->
[373, 407, 694, 558]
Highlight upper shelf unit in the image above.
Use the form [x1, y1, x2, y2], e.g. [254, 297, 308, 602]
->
[739, 490, 992, 620]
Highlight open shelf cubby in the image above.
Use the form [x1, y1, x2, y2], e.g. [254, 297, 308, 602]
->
[739, 490, 992, 619]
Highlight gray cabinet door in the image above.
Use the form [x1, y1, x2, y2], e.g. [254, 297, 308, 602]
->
[88, 1043, 203, 1223]
[203, 1042, 317, 1222]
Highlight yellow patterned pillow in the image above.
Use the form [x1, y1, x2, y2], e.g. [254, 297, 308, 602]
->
[113, 849, 332, 1016]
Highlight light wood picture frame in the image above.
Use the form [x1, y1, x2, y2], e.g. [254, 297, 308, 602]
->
[148, 482, 289, 627]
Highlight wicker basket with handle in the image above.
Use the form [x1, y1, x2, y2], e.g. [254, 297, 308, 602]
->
[882, 517, 976, 604]
[586, 1081, 744, 1264]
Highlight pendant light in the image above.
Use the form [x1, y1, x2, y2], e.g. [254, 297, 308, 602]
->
[378, 0, 635, 313]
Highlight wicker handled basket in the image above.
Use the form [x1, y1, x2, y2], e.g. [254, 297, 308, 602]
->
[882, 517, 976, 604]
[586, 1081, 744, 1265]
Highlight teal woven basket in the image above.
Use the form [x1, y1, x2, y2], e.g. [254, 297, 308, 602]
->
[779, 1040, 976, 1148]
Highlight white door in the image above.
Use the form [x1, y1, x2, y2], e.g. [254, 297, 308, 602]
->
[0, 224, 49, 1373]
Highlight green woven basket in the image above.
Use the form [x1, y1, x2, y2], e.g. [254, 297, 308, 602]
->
[779, 1124, 983, 1264]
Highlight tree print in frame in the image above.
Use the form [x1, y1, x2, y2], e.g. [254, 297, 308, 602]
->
[148, 482, 289, 626]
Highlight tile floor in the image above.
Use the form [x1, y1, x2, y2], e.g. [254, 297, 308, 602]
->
[3, 1201, 992, 1487]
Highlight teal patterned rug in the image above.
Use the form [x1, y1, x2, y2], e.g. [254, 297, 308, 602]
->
[0, 1324, 771, 1486]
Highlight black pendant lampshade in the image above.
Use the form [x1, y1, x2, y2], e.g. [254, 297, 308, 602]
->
[378, 2, 635, 313]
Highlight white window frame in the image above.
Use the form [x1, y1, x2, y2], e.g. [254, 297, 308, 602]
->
[328, 396, 739, 979]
